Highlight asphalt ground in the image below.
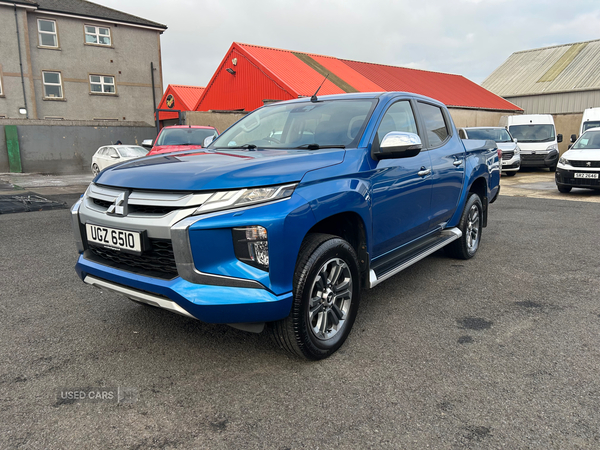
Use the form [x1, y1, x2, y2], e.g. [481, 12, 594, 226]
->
[0, 173, 599, 449]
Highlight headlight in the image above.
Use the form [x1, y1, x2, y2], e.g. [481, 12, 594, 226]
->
[514, 146, 520, 154]
[194, 183, 297, 214]
[559, 157, 569, 165]
[546, 144, 558, 152]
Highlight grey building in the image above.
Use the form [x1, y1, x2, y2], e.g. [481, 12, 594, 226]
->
[482, 39, 600, 115]
[0, 0, 167, 124]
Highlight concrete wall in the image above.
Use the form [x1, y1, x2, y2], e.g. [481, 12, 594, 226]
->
[184, 111, 248, 133]
[1, 119, 156, 174]
[448, 108, 518, 128]
[0, 5, 163, 124]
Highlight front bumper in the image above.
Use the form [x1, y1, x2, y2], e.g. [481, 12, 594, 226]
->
[520, 150, 559, 168]
[501, 155, 521, 171]
[555, 167, 600, 189]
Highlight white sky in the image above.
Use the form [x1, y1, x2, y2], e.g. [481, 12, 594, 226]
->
[97, 0, 600, 91]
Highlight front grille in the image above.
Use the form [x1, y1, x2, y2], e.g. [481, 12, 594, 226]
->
[128, 204, 181, 215]
[570, 160, 600, 168]
[88, 239, 178, 278]
[502, 151, 514, 160]
[557, 173, 600, 186]
[93, 198, 112, 209]
[522, 153, 547, 161]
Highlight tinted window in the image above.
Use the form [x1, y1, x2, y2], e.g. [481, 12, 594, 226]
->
[417, 102, 449, 147]
[377, 101, 418, 141]
[156, 128, 218, 146]
[582, 121, 600, 132]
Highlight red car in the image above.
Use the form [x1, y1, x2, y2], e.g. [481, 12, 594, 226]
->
[147, 125, 219, 156]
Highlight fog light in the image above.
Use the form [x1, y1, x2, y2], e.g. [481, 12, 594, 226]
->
[232, 226, 269, 271]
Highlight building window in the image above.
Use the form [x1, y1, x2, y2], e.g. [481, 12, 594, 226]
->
[90, 75, 115, 94]
[42, 71, 63, 98]
[38, 19, 58, 47]
[85, 25, 111, 46]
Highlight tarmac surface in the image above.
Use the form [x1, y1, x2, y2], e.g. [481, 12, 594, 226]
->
[0, 170, 599, 448]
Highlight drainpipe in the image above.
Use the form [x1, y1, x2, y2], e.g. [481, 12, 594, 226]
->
[151, 62, 157, 131]
[14, 4, 29, 119]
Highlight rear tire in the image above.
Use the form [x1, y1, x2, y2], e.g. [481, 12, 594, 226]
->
[557, 185, 572, 193]
[445, 193, 483, 260]
[269, 233, 361, 360]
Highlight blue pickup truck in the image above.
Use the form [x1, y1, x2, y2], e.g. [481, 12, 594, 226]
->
[72, 92, 500, 360]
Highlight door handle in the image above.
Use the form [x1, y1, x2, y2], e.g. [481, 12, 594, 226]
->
[453, 160, 463, 166]
[417, 168, 431, 177]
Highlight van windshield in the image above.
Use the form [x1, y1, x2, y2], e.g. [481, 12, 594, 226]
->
[508, 124, 555, 143]
[582, 121, 600, 132]
[465, 128, 512, 142]
[573, 130, 600, 149]
[211, 99, 377, 150]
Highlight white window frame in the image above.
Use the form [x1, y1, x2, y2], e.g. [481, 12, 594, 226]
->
[37, 18, 58, 48]
[89, 75, 116, 94]
[84, 25, 111, 46]
[42, 71, 63, 99]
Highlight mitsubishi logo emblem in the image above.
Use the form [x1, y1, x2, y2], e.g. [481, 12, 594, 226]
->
[587, 161, 591, 167]
[106, 192, 128, 216]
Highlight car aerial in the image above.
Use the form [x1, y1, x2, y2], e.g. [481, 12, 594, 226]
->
[72, 91, 500, 360]
[147, 125, 219, 156]
[555, 127, 600, 193]
[459, 127, 521, 176]
[91, 145, 148, 175]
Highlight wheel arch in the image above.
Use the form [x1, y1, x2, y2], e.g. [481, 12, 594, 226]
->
[467, 176, 489, 228]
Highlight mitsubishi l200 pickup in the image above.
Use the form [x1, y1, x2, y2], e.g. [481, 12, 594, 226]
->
[72, 92, 500, 360]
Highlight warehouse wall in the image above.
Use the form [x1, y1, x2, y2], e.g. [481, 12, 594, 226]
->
[1, 120, 156, 174]
[505, 90, 600, 115]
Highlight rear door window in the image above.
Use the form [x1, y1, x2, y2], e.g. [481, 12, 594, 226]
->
[417, 102, 449, 147]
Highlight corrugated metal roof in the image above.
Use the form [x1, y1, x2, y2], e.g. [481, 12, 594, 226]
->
[158, 85, 204, 121]
[226, 43, 520, 112]
[482, 39, 600, 97]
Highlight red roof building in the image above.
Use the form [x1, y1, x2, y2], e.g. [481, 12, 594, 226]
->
[194, 42, 522, 113]
[158, 84, 205, 122]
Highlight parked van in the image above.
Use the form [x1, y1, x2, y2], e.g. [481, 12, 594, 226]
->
[500, 115, 562, 171]
[579, 107, 600, 136]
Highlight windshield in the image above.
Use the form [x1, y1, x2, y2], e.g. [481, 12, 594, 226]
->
[466, 128, 512, 142]
[156, 128, 217, 146]
[582, 121, 600, 132]
[211, 99, 377, 150]
[573, 130, 600, 149]
[117, 146, 148, 157]
[508, 124, 555, 143]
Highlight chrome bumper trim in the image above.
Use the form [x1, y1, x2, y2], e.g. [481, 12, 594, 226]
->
[84, 275, 196, 319]
[71, 197, 84, 253]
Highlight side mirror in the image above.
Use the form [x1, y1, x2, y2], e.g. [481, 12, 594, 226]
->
[111, 154, 120, 159]
[568, 144, 573, 149]
[513, 138, 518, 143]
[141, 139, 153, 149]
[557, 134, 563, 143]
[570, 134, 577, 143]
[373, 132, 422, 160]
[203, 136, 215, 147]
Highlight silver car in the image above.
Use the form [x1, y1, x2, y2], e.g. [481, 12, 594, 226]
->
[91, 145, 148, 175]
[459, 127, 521, 176]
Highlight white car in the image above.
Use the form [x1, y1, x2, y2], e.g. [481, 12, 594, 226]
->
[91, 145, 148, 175]
[458, 127, 521, 176]
[555, 127, 600, 193]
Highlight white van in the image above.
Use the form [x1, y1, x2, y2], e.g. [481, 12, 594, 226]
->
[579, 107, 600, 136]
[499, 115, 562, 171]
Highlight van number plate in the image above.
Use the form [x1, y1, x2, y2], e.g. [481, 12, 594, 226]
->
[86, 224, 142, 254]
[574, 173, 599, 179]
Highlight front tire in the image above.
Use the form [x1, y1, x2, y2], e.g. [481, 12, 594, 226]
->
[557, 185, 572, 193]
[270, 233, 361, 360]
[445, 193, 483, 260]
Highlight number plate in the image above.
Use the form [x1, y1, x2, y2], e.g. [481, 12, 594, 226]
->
[86, 223, 143, 254]
[574, 173, 599, 179]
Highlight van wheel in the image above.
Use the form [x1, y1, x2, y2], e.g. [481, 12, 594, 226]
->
[269, 233, 360, 360]
[445, 193, 483, 260]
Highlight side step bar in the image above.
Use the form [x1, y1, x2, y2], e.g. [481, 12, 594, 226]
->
[84, 275, 196, 319]
[369, 228, 462, 289]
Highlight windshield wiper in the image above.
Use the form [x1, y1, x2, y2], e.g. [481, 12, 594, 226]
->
[294, 144, 345, 150]
[224, 144, 257, 150]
